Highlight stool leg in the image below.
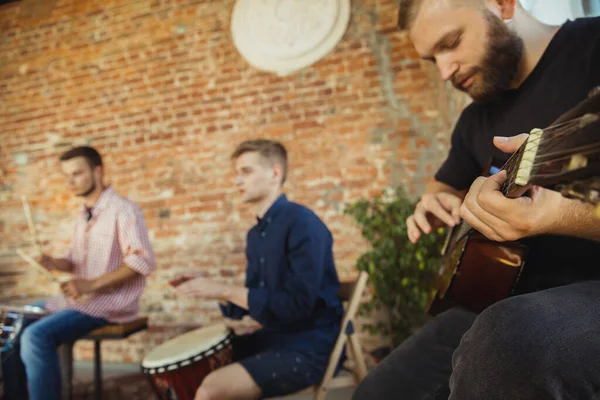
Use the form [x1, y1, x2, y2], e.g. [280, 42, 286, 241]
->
[94, 340, 102, 400]
[58, 342, 73, 400]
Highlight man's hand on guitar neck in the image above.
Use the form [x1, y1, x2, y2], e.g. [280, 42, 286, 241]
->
[407, 181, 465, 244]
[460, 134, 590, 242]
[460, 170, 562, 241]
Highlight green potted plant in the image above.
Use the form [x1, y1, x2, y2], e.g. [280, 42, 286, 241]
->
[344, 187, 447, 347]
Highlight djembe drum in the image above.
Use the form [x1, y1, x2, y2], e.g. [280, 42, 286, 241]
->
[141, 323, 233, 400]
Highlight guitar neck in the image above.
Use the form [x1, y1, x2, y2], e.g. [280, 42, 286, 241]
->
[499, 113, 600, 204]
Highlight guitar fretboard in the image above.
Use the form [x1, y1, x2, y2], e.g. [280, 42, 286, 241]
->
[499, 113, 600, 197]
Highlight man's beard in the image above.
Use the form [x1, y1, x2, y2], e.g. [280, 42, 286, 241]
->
[77, 177, 96, 197]
[453, 11, 525, 103]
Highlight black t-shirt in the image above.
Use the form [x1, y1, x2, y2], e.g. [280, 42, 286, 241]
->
[435, 17, 600, 293]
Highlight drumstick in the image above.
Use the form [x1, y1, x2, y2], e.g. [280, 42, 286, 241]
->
[21, 195, 41, 254]
[16, 248, 90, 304]
[16, 248, 60, 283]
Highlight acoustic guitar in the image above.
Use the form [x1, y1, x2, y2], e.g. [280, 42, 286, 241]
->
[428, 87, 600, 315]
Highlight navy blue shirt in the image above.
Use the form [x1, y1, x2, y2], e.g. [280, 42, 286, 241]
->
[220, 194, 343, 354]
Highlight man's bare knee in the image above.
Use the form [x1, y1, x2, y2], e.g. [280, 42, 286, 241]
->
[194, 372, 223, 400]
[194, 364, 261, 400]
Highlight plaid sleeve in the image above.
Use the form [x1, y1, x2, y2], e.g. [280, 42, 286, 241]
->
[116, 204, 156, 276]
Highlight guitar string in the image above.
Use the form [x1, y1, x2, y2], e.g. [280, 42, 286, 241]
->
[499, 117, 597, 171]
[498, 114, 598, 191]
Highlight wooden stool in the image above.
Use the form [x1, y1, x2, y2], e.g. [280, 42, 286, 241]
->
[61, 317, 148, 400]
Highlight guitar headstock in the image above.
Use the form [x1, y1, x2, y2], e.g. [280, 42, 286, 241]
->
[500, 87, 600, 217]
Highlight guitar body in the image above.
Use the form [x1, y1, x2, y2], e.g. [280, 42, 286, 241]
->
[428, 223, 528, 315]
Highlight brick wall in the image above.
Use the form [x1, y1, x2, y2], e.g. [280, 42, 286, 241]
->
[0, 0, 468, 363]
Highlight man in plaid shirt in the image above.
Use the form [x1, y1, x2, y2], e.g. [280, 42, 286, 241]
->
[4, 146, 155, 400]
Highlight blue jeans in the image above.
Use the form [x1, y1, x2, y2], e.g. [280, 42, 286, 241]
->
[2, 303, 108, 400]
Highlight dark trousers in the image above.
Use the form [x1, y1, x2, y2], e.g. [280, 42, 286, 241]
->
[353, 281, 600, 400]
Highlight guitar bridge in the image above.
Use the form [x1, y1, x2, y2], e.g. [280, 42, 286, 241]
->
[515, 128, 543, 186]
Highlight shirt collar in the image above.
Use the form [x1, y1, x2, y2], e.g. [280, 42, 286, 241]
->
[256, 194, 287, 226]
[79, 185, 115, 218]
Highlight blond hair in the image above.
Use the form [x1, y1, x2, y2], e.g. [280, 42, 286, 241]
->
[231, 139, 288, 184]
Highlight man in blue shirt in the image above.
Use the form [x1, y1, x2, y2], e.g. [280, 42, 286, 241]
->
[173, 139, 344, 400]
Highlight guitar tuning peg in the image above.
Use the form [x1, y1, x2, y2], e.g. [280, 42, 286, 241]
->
[587, 86, 600, 99]
[567, 154, 588, 171]
[579, 113, 599, 128]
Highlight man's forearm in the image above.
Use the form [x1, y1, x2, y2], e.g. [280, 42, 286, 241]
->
[223, 286, 249, 310]
[91, 265, 140, 291]
[425, 179, 468, 200]
[550, 198, 600, 241]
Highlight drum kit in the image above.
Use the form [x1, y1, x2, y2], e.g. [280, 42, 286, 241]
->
[0, 295, 48, 353]
[0, 295, 49, 400]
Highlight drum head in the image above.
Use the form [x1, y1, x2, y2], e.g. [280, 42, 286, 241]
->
[142, 323, 231, 369]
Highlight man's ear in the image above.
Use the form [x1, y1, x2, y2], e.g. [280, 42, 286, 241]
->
[488, 0, 517, 20]
[272, 164, 283, 184]
[94, 165, 103, 180]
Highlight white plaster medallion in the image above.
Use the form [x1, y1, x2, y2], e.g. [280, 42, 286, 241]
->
[231, 0, 351, 76]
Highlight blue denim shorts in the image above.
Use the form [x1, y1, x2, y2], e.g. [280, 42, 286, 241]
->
[239, 349, 329, 398]
[232, 336, 330, 398]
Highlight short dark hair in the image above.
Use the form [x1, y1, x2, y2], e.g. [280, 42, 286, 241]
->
[231, 139, 288, 184]
[59, 146, 103, 169]
[397, 0, 423, 30]
[398, 0, 484, 30]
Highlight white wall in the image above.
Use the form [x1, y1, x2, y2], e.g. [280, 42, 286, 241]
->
[520, 0, 600, 25]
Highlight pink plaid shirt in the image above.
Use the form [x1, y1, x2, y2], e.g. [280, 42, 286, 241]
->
[45, 186, 155, 323]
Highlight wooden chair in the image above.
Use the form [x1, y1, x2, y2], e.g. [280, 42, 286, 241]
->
[283, 271, 370, 400]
